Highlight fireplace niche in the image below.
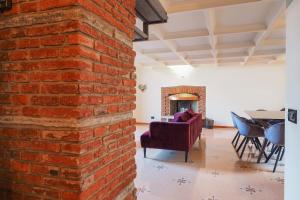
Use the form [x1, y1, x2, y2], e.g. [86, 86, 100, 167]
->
[169, 93, 199, 115]
[161, 86, 206, 119]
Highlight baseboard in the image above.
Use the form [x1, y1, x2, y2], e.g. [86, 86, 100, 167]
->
[136, 122, 149, 125]
[213, 125, 234, 128]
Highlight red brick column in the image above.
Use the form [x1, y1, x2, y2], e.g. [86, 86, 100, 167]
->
[0, 1, 136, 200]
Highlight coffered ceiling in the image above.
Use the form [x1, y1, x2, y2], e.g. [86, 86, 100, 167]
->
[134, 0, 286, 67]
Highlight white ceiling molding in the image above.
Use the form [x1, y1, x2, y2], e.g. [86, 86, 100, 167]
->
[204, 9, 218, 65]
[162, 0, 264, 13]
[243, 0, 286, 65]
[150, 26, 192, 66]
[134, 0, 286, 67]
[134, 44, 167, 67]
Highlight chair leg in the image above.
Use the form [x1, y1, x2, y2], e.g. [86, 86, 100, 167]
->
[240, 138, 249, 159]
[255, 138, 262, 147]
[234, 134, 241, 148]
[237, 137, 247, 153]
[251, 138, 259, 150]
[143, 148, 146, 158]
[232, 132, 239, 144]
[273, 146, 282, 173]
[280, 147, 285, 161]
[266, 145, 278, 163]
[271, 144, 276, 152]
[185, 151, 189, 163]
[257, 138, 268, 163]
[255, 138, 268, 159]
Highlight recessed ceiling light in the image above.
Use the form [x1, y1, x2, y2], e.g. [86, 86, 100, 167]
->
[168, 65, 193, 77]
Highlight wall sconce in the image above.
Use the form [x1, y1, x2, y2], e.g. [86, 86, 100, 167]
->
[138, 84, 147, 92]
[0, 0, 12, 13]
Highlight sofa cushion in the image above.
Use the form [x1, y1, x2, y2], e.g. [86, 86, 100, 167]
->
[186, 109, 196, 117]
[172, 112, 183, 122]
[178, 111, 192, 122]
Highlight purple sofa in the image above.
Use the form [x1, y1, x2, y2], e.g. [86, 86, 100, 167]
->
[140, 110, 203, 162]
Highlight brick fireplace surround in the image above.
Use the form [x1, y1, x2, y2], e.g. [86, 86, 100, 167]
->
[161, 86, 206, 118]
[0, 1, 136, 200]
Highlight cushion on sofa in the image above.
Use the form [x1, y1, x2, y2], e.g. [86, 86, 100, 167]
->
[186, 109, 196, 117]
[178, 111, 192, 122]
[172, 112, 183, 122]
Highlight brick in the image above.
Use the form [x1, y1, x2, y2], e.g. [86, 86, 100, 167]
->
[11, 95, 29, 105]
[10, 160, 30, 172]
[20, 2, 38, 13]
[67, 33, 94, 48]
[61, 71, 94, 82]
[43, 154, 78, 167]
[9, 51, 27, 61]
[42, 130, 93, 142]
[0, 94, 10, 104]
[25, 21, 79, 37]
[40, 59, 93, 71]
[21, 84, 40, 93]
[39, 107, 93, 118]
[94, 127, 106, 137]
[39, 0, 78, 11]
[95, 41, 108, 53]
[23, 107, 40, 117]
[29, 48, 60, 59]
[44, 177, 81, 190]
[29, 72, 60, 82]
[0, 40, 16, 50]
[31, 96, 60, 106]
[31, 187, 60, 199]
[41, 84, 79, 94]
[40, 35, 65, 46]
[21, 152, 42, 162]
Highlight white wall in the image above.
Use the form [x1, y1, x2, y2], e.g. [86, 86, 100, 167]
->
[286, 1, 300, 199]
[134, 64, 285, 126]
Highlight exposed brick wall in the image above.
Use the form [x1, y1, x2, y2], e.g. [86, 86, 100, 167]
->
[161, 86, 206, 118]
[0, 0, 136, 200]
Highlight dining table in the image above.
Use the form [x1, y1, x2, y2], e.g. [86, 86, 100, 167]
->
[245, 110, 285, 120]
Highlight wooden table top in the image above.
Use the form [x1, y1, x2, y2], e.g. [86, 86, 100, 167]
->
[245, 111, 285, 120]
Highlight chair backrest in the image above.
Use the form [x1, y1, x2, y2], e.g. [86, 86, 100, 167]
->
[232, 113, 264, 137]
[230, 112, 238, 128]
[234, 115, 251, 136]
[265, 122, 285, 146]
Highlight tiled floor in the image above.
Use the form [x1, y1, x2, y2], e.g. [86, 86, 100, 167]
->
[134, 125, 284, 200]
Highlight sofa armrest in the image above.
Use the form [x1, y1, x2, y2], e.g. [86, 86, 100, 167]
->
[149, 121, 190, 147]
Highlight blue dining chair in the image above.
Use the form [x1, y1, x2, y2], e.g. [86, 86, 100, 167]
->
[234, 115, 267, 159]
[258, 122, 285, 172]
[230, 112, 240, 151]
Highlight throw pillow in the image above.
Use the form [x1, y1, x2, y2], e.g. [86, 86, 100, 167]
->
[178, 111, 191, 122]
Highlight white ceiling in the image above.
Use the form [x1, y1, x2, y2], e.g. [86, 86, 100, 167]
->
[134, 0, 286, 67]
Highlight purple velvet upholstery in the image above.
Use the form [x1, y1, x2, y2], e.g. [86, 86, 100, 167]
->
[141, 112, 203, 152]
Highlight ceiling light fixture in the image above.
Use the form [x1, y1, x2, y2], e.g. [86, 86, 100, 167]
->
[168, 65, 193, 77]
